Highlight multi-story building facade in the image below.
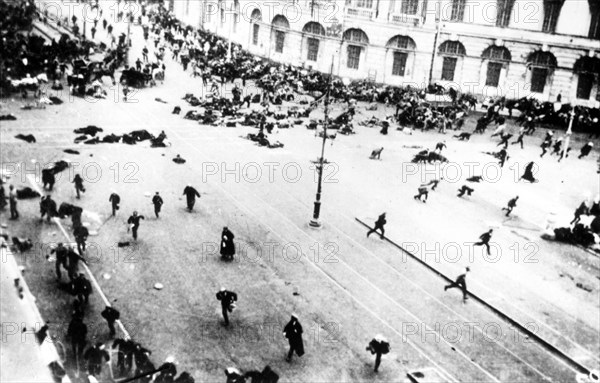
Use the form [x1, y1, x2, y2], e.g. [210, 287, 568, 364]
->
[172, 0, 600, 106]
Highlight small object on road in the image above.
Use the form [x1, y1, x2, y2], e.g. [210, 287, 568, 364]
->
[103, 273, 111, 280]
[576, 282, 593, 292]
[173, 155, 186, 164]
[155, 97, 167, 103]
[15, 134, 36, 143]
[154, 283, 164, 290]
[369, 147, 383, 160]
[64, 149, 80, 155]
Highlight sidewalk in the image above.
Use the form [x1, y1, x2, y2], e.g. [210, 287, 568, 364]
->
[0, 233, 68, 383]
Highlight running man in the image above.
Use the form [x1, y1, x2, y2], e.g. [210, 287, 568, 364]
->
[367, 213, 387, 239]
[444, 267, 470, 302]
[502, 196, 519, 216]
[474, 229, 493, 255]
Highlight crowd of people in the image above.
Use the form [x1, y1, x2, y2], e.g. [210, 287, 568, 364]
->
[0, 0, 132, 105]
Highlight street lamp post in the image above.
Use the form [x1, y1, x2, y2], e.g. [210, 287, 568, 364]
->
[427, 0, 441, 86]
[125, 16, 131, 67]
[561, 110, 575, 162]
[309, 57, 335, 228]
[546, 109, 575, 235]
[226, 4, 233, 62]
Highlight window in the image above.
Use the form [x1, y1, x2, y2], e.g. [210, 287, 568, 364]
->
[486, 62, 503, 87]
[450, 0, 466, 21]
[251, 9, 262, 21]
[272, 15, 290, 29]
[530, 67, 548, 93]
[577, 73, 594, 99]
[439, 41, 466, 56]
[441, 57, 458, 81]
[390, 36, 412, 49]
[355, 0, 373, 8]
[542, 0, 564, 33]
[253, 24, 260, 45]
[400, 0, 419, 15]
[392, 52, 408, 76]
[496, 0, 515, 27]
[275, 30, 285, 53]
[529, 51, 556, 67]
[344, 29, 369, 44]
[483, 46, 511, 62]
[303, 22, 326, 35]
[347, 45, 361, 69]
[307, 38, 319, 61]
[526, 51, 556, 93]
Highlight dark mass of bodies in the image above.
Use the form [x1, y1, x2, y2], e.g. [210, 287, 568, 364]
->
[0, 0, 127, 103]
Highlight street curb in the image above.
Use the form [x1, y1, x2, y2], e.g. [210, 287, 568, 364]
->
[0, 236, 71, 383]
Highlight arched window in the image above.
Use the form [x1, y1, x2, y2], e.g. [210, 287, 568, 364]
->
[438, 40, 466, 81]
[438, 40, 466, 56]
[386, 35, 416, 77]
[528, 51, 557, 67]
[251, 9, 262, 21]
[343, 28, 369, 44]
[271, 15, 290, 53]
[542, 0, 564, 33]
[482, 45, 511, 87]
[250, 9, 262, 45]
[482, 45, 512, 61]
[272, 15, 290, 29]
[386, 35, 416, 50]
[343, 29, 369, 69]
[303, 22, 326, 62]
[574, 56, 600, 100]
[303, 22, 326, 36]
[527, 51, 557, 93]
